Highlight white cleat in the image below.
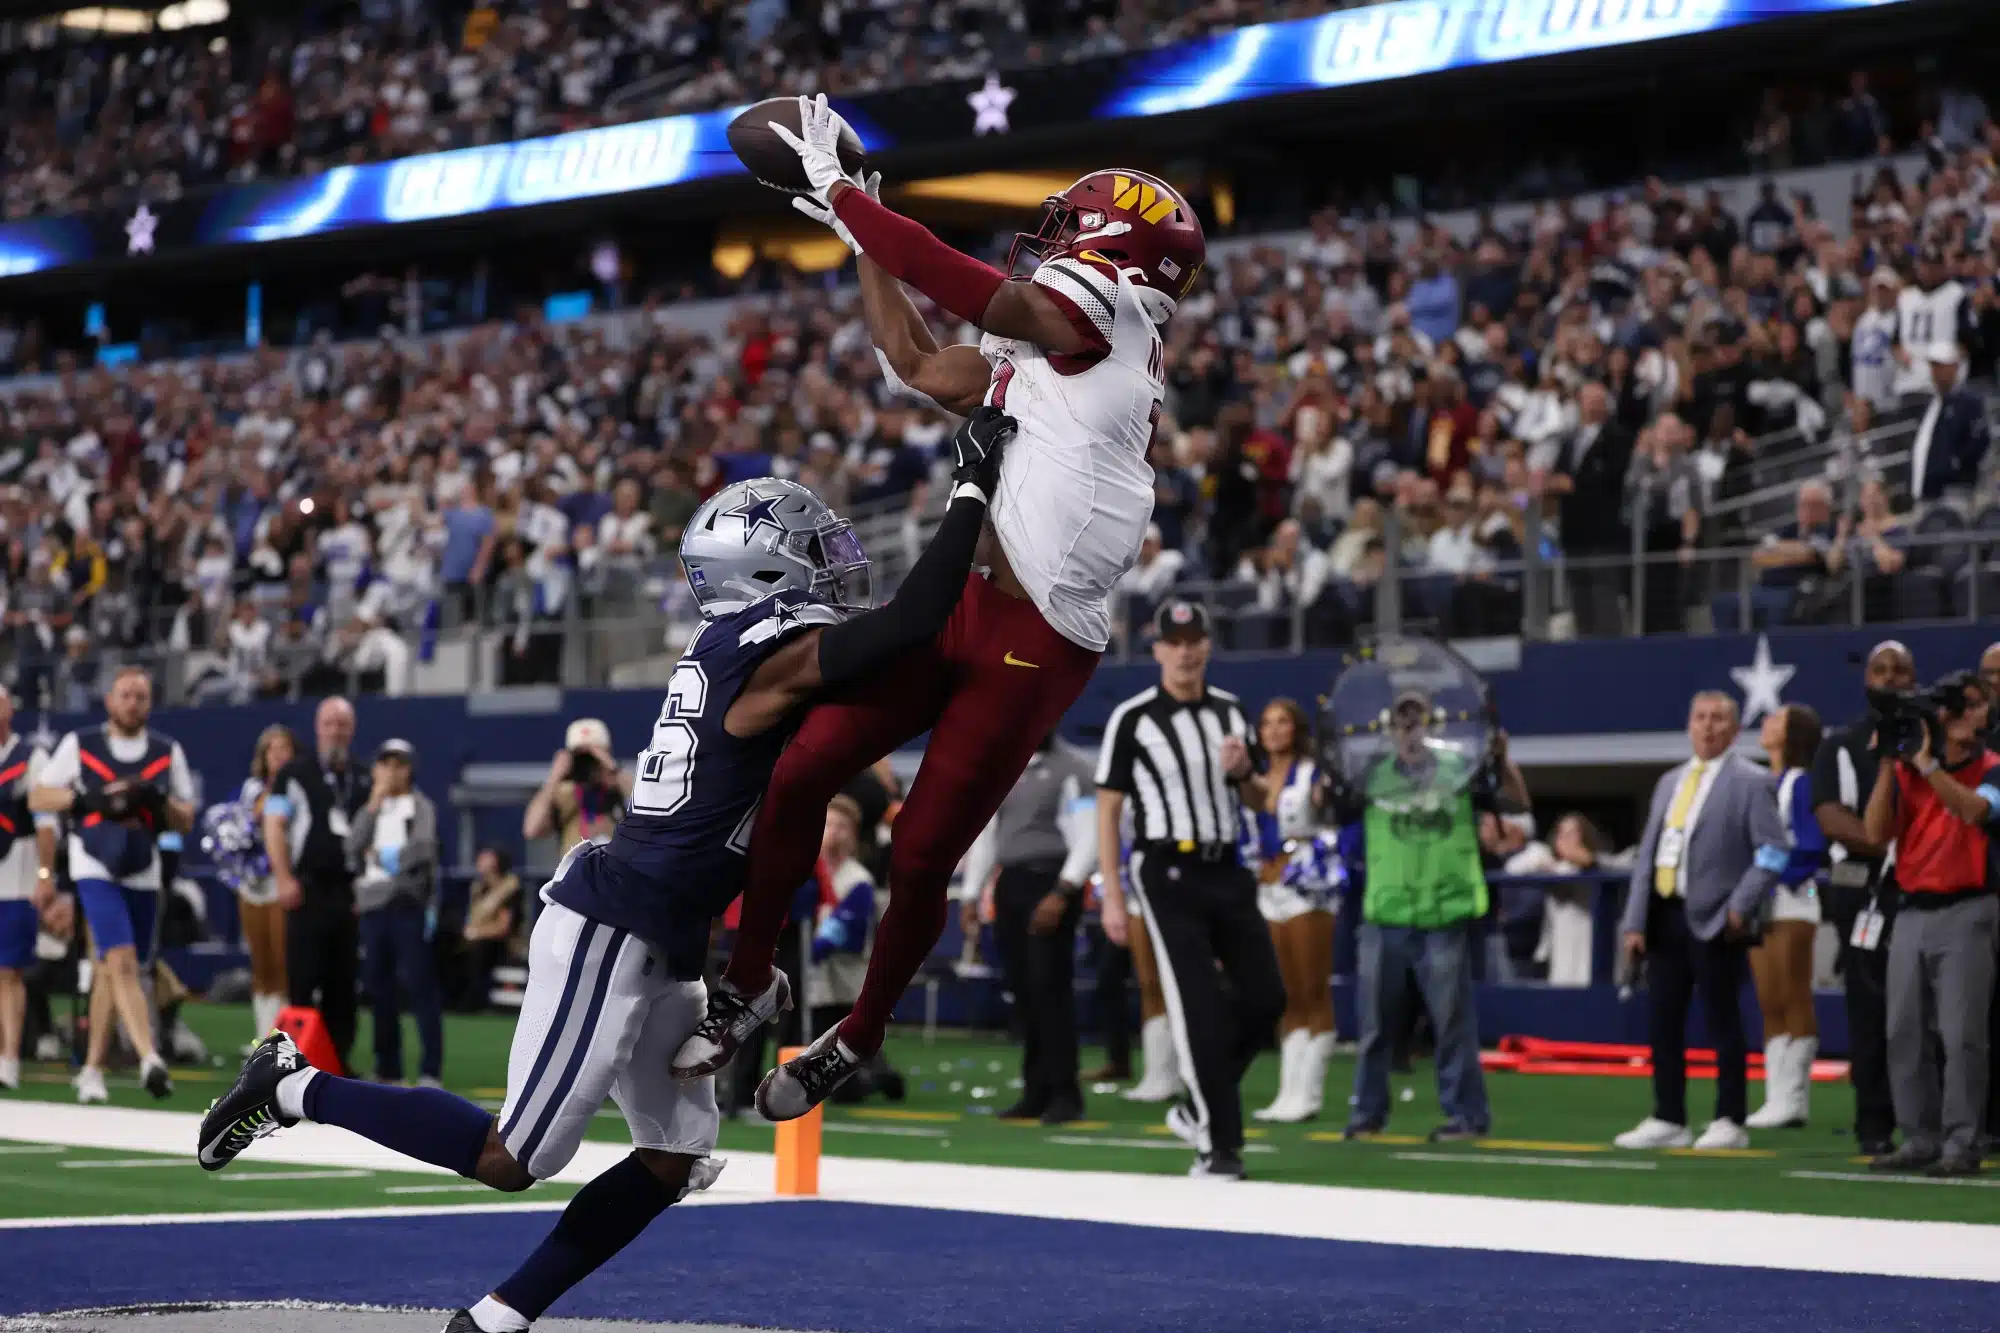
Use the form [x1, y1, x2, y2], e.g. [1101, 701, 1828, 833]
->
[1613, 1116, 1692, 1150]
[672, 970, 793, 1080]
[1692, 1118, 1751, 1151]
[0, 1055, 18, 1090]
[74, 1065, 108, 1104]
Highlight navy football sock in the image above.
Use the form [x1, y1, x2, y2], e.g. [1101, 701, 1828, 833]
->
[493, 1153, 675, 1321]
[302, 1073, 491, 1178]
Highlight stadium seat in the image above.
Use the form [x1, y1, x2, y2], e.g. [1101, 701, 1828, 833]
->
[1890, 568, 1948, 622]
[1953, 563, 2000, 619]
[1914, 507, 1971, 579]
[1971, 506, 2000, 563]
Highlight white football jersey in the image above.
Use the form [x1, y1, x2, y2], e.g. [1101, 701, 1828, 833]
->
[978, 256, 1164, 651]
[1894, 281, 1968, 394]
[1849, 306, 1900, 409]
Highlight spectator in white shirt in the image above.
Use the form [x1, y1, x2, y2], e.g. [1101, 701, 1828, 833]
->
[1850, 270, 1903, 411]
[1288, 405, 1353, 523]
[1117, 524, 1185, 604]
[598, 478, 655, 569]
[224, 600, 278, 702]
[1427, 490, 1494, 576]
[1238, 519, 1331, 613]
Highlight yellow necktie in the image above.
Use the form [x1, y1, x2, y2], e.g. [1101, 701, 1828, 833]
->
[1653, 759, 1707, 898]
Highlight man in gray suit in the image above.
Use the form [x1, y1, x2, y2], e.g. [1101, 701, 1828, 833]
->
[1615, 691, 1788, 1151]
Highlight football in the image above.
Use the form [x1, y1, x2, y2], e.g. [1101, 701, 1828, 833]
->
[726, 97, 868, 195]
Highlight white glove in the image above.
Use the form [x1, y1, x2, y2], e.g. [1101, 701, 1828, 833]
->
[769, 93, 852, 203]
[795, 170, 878, 255]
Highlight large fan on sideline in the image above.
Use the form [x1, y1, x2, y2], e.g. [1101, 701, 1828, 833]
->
[1317, 635, 1496, 808]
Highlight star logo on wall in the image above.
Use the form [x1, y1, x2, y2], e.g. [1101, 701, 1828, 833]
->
[968, 74, 1016, 136]
[125, 203, 158, 255]
[727, 492, 788, 544]
[1729, 633, 1795, 724]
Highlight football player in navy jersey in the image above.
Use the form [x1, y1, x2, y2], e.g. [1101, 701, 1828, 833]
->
[195, 408, 1014, 1333]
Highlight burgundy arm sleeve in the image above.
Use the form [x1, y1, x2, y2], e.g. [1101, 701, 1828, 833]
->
[834, 189, 1006, 326]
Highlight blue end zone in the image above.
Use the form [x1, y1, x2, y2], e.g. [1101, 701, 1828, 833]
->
[1, 1202, 1985, 1332]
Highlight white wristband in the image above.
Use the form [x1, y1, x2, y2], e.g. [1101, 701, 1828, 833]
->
[949, 481, 988, 506]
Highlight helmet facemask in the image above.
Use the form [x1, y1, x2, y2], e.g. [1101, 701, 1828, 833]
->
[800, 517, 873, 610]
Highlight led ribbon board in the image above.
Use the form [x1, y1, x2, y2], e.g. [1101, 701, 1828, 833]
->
[197, 103, 897, 241]
[1099, 0, 1911, 118]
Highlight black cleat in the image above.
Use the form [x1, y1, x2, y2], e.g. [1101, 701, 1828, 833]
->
[440, 1311, 478, 1332]
[671, 971, 792, 1080]
[1189, 1152, 1247, 1180]
[1039, 1093, 1086, 1127]
[197, 1031, 303, 1171]
[141, 1056, 173, 1100]
[755, 1025, 863, 1121]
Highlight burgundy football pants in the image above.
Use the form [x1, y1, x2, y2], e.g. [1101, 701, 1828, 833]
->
[726, 573, 1099, 1056]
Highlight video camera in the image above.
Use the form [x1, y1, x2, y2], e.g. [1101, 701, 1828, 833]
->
[1867, 672, 1980, 762]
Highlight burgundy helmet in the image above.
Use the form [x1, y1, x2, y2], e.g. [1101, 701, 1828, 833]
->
[1006, 169, 1207, 319]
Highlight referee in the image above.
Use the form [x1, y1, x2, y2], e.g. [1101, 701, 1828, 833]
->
[1095, 599, 1285, 1179]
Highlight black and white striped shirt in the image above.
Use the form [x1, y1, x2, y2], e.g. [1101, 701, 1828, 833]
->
[1095, 685, 1251, 848]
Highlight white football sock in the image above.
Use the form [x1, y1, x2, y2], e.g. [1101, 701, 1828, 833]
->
[470, 1295, 530, 1331]
[276, 1067, 319, 1121]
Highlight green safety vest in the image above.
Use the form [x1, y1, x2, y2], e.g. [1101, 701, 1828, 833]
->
[1360, 752, 1488, 929]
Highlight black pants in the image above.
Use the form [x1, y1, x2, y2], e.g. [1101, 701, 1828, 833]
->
[286, 883, 359, 1075]
[1087, 923, 1132, 1074]
[1570, 559, 1626, 638]
[1646, 896, 1749, 1127]
[1129, 851, 1285, 1157]
[1826, 882, 1896, 1145]
[993, 861, 1082, 1109]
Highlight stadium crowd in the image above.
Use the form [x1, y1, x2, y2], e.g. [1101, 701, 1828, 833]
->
[1, 0, 1352, 223]
[0, 68, 1991, 703]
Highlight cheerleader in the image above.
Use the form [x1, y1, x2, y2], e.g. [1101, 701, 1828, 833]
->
[1248, 699, 1339, 1123]
[235, 725, 297, 1041]
[1746, 703, 1828, 1130]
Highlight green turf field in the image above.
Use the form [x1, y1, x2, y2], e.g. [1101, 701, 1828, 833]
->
[3, 1002, 1997, 1225]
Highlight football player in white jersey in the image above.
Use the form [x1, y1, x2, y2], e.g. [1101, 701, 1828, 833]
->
[674, 95, 1213, 1119]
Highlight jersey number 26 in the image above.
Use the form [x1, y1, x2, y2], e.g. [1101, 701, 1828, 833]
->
[632, 661, 708, 818]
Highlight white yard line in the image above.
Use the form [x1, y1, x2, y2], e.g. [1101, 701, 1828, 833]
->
[821, 1123, 950, 1139]
[1391, 1152, 1657, 1171]
[0, 1101, 1995, 1282]
[1787, 1170, 2000, 1190]
[1045, 1135, 1276, 1153]
[62, 1158, 212, 1170]
[214, 1170, 375, 1183]
[0, 1144, 67, 1155]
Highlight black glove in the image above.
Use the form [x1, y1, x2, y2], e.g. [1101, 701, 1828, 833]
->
[130, 782, 168, 821]
[949, 404, 1015, 497]
[74, 787, 107, 818]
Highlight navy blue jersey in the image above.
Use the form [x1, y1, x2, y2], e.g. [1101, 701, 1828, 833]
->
[547, 589, 843, 976]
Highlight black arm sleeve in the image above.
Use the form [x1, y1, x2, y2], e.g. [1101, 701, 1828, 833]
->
[818, 491, 987, 687]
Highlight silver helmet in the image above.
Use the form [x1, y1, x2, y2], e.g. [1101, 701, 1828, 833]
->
[680, 477, 872, 617]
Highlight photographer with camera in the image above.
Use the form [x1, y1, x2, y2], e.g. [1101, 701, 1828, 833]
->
[29, 667, 195, 1103]
[1810, 641, 1914, 1156]
[1862, 670, 2000, 1176]
[523, 718, 632, 859]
